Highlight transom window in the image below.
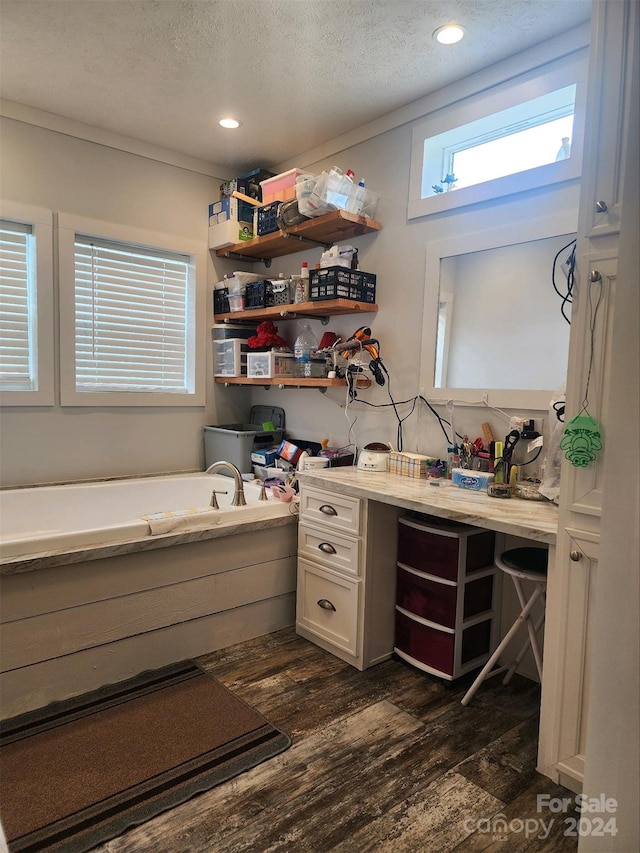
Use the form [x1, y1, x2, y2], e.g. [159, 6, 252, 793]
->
[407, 49, 587, 219]
[428, 85, 576, 195]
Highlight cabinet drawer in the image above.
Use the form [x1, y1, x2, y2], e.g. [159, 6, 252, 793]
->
[300, 486, 363, 534]
[394, 609, 492, 677]
[298, 523, 360, 577]
[396, 567, 495, 629]
[297, 559, 360, 655]
[398, 517, 494, 581]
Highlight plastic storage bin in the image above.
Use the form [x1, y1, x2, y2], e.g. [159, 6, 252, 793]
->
[213, 338, 249, 377]
[255, 201, 283, 236]
[245, 279, 291, 309]
[260, 169, 304, 205]
[309, 267, 377, 303]
[203, 405, 285, 474]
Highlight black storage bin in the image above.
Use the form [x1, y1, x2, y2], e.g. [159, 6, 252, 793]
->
[256, 202, 283, 236]
[213, 288, 230, 314]
[309, 266, 377, 303]
[245, 279, 292, 309]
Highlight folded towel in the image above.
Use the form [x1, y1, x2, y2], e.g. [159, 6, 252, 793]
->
[141, 507, 219, 536]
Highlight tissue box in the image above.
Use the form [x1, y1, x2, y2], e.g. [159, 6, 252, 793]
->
[451, 469, 495, 491]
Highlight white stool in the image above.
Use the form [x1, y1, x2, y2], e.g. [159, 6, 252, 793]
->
[461, 547, 548, 706]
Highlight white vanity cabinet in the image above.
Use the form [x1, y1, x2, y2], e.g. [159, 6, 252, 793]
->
[296, 484, 401, 670]
[537, 0, 638, 795]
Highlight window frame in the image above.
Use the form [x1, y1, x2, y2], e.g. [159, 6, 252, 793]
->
[0, 200, 55, 406]
[408, 51, 587, 219]
[58, 213, 206, 407]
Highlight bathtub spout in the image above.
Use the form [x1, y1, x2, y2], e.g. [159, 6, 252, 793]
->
[205, 461, 247, 506]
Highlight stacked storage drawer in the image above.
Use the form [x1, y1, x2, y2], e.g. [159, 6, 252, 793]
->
[394, 515, 499, 680]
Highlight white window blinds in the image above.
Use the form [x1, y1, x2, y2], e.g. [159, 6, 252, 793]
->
[0, 220, 36, 391]
[74, 236, 192, 393]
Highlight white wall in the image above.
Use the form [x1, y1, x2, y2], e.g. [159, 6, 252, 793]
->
[0, 118, 252, 486]
[250, 124, 581, 463]
[0, 34, 585, 486]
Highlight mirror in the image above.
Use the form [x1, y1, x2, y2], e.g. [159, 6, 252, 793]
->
[420, 212, 578, 410]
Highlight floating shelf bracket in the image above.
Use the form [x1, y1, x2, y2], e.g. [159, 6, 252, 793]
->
[219, 250, 272, 268]
[282, 232, 333, 250]
[277, 309, 330, 325]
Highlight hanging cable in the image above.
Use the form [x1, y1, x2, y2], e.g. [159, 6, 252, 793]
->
[552, 238, 577, 324]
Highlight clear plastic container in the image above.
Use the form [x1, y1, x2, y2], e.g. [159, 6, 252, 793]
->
[293, 323, 320, 378]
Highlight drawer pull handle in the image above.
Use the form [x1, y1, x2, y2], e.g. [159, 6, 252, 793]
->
[317, 599, 337, 611]
[318, 542, 337, 554]
[319, 504, 338, 516]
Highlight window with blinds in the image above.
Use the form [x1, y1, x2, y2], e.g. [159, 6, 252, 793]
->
[73, 236, 193, 394]
[0, 220, 36, 392]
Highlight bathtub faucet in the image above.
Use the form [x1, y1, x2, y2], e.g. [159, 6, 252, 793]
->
[205, 461, 247, 506]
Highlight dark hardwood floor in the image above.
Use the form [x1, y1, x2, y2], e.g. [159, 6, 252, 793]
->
[94, 628, 579, 853]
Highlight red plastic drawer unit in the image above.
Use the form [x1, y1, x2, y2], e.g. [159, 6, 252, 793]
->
[394, 515, 499, 680]
[394, 611, 494, 677]
[396, 568, 494, 630]
[397, 518, 495, 581]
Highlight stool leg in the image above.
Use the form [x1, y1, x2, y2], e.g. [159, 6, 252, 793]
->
[461, 588, 543, 706]
[503, 598, 546, 684]
[506, 579, 546, 682]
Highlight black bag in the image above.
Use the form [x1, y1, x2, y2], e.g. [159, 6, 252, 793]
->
[276, 199, 310, 229]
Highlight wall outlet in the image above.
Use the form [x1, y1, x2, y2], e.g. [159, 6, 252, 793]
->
[509, 417, 525, 433]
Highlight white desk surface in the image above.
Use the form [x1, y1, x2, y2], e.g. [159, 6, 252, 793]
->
[297, 467, 558, 544]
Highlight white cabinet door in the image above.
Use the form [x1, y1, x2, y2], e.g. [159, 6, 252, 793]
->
[538, 0, 637, 795]
[579, 0, 637, 240]
[296, 558, 360, 656]
[561, 253, 617, 523]
[538, 534, 598, 791]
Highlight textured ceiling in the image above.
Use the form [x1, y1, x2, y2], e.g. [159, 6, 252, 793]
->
[0, 0, 592, 172]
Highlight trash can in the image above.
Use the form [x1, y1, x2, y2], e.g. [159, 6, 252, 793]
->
[203, 405, 285, 475]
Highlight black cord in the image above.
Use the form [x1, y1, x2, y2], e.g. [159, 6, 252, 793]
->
[419, 396, 465, 444]
[552, 238, 577, 324]
[517, 446, 543, 466]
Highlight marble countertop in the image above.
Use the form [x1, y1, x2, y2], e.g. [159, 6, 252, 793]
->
[297, 468, 558, 543]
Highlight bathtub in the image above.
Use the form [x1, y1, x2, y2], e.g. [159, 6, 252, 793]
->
[0, 472, 295, 562]
[1, 471, 298, 716]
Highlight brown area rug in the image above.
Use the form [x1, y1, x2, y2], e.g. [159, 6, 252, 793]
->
[0, 660, 291, 853]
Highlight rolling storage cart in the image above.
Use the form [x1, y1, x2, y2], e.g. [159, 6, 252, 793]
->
[394, 514, 500, 680]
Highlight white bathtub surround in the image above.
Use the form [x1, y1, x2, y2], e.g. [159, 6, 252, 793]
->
[0, 473, 296, 568]
[0, 473, 298, 718]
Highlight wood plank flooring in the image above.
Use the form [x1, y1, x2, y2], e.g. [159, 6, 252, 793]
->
[94, 628, 579, 853]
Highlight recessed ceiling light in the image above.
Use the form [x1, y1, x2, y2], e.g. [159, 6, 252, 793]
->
[219, 118, 241, 129]
[434, 24, 465, 45]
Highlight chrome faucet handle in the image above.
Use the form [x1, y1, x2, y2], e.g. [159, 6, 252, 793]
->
[209, 489, 228, 509]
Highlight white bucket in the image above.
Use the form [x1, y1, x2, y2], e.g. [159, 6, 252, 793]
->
[302, 457, 330, 470]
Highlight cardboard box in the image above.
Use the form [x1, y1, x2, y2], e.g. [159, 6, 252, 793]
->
[208, 195, 255, 224]
[208, 220, 254, 250]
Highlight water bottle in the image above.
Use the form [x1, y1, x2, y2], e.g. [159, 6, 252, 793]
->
[293, 323, 319, 378]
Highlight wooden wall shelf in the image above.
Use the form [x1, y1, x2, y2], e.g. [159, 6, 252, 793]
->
[212, 210, 381, 263]
[213, 298, 377, 325]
